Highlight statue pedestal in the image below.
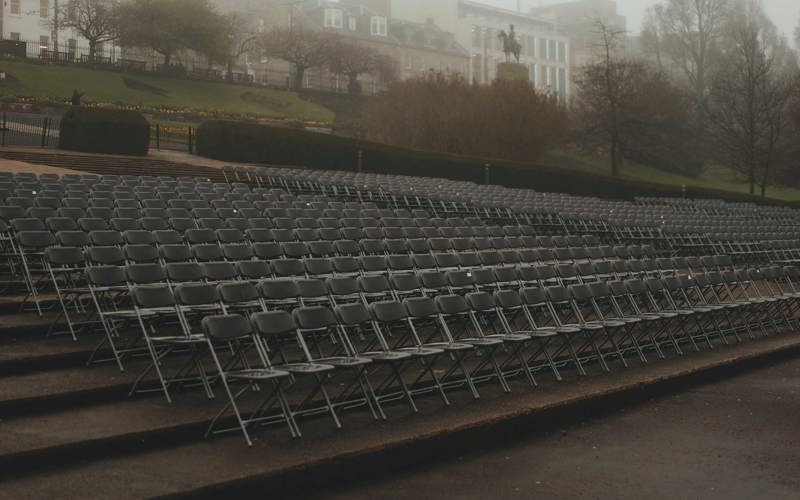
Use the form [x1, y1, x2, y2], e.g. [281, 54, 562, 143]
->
[496, 62, 529, 82]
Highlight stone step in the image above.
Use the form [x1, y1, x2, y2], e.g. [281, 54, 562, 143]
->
[1, 333, 797, 498]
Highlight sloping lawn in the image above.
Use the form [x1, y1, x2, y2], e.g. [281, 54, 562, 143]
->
[544, 150, 800, 202]
[0, 60, 334, 122]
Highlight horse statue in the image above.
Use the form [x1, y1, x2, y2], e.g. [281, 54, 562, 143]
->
[498, 24, 522, 63]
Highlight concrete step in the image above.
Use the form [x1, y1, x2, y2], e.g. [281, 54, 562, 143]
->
[0, 150, 227, 181]
[0, 333, 798, 498]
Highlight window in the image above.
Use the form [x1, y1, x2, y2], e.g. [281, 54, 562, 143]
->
[324, 8, 343, 29]
[96, 42, 104, 56]
[539, 38, 547, 59]
[529, 63, 536, 85]
[548, 40, 557, 60]
[68, 39, 77, 53]
[558, 41, 566, 63]
[370, 16, 387, 36]
[558, 67, 567, 101]
[40, 36, 50, 51]
[40, 0, 49, 18]
[10, 33, 21, 41]
[348, 16, 357, 31]
[10, 0, 20, 15]
[526, 36, 535, 58]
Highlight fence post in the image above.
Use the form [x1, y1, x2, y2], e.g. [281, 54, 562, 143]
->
[1, 112, 6, 147]
[188, 126, 193, 154]
[484, 163, 491, 185]
[357, 149, 363, 173]
[41, 117, 49, 148]
[156, 124, 160, 150]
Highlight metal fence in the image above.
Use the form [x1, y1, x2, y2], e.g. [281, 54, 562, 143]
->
[0, 112, 59, 148]
[0, 111, 196, 153]
[151, 124, 194, 154]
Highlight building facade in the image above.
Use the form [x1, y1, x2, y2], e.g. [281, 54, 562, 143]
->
[0, 0, 119, 61]
[218, 0, 469, 90]
[391, 0, 571, 101]
[529, 0, 626, 96]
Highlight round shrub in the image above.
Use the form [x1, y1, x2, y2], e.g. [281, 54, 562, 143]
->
[59, 107, 150, 156]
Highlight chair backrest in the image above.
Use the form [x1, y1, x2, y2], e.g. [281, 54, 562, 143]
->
[132, 285, 175, 308]
[293, 306, 337, 330]
[251, 310, 297, 337]
[126, 263, 166, 284]
[260, 279, 301, 300]
[175, 283, 220, 306]
[336, 303, 372, 326]
[370, 300, 409, 322]
[202, 314, 253, 341]
[404, 297, 439, 318]
[466, 292, 496, 312]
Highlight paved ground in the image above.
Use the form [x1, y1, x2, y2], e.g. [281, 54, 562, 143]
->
[315, 355, 800, 500]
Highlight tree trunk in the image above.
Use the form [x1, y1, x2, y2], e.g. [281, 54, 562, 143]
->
[163, 51, 172, 66]
[88, 40, 96, 61]
[293, 66, 305, 91]
[610, 133, 619, 177]
[347, 73, 362, 95]
[227, 59, 234, 81]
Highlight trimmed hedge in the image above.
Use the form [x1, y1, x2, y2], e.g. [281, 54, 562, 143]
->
[196, 120, 792, 206]
[59, 107, 150, 156]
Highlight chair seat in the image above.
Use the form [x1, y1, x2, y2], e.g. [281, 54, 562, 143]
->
[362, 351, 414, 362]
[151, 333, 205, 344]
[427, 341, 474, 352]
[460, 337, 504, 347]
[279, 362, 335, 374]
[487, 333, 529, 342]
[227, 368, 290, 381]
[317, 356, 372, 367]
[399, 346, 445, 357]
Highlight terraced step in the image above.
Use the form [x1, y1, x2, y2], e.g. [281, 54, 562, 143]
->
[1, 333, 798, 498]
[0, 391, 216, 479]
[0, 362, 148, 416]
[0, 149, 228, 181]
[0, 334, 97, 375]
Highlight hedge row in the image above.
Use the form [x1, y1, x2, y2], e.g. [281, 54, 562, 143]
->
[59, 107, 150, 156]
[196, 120, 791, 206]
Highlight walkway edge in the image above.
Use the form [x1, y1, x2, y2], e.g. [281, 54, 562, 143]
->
[160, 336, 800, 499]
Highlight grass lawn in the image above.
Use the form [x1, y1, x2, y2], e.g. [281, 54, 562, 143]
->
[544, 150, 800, 202]
[0, 60, 334, 123]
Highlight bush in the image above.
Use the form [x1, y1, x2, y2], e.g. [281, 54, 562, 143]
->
[196, 120, 789, 205]
[364, 72, 566, 163]
[59, 107, 149, 156]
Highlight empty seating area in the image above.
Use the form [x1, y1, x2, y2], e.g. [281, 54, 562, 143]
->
[2, 166, 800, 447]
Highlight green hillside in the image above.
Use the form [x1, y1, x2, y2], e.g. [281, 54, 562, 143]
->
[543, 150, 800, 202]
[0, 60, 334, 123]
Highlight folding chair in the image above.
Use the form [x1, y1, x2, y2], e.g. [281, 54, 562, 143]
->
[202, 314, 296, 446]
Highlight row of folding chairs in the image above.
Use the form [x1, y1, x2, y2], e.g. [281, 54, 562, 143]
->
[120, 256, 800, 446]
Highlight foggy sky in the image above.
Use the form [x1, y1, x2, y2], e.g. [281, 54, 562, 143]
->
[484, 0, 799, 39]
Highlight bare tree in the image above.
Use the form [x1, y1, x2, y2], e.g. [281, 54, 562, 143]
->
[327, 40, 396, 94]
[707, 0, 797, 197]
[46, 0, 119, 60]
[215, 13, 259, 81]
[258, 26, 331, 91]
[642, 0, 730, 132]
[573, 21, 640, 176]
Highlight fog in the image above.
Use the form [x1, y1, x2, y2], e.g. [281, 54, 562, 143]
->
[484, 0, 799, 38]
